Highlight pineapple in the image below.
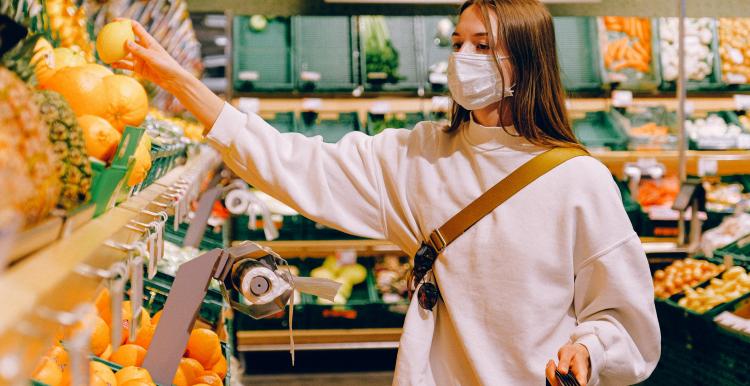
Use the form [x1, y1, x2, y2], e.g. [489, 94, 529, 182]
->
[0, 67, 61, 226]
[33, 90, 92, 211]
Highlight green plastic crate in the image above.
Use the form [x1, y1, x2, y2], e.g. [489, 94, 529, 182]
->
[297, 111, 363, 143]
[165, 216, 227, 251]
[302, 217, 363, 240]
[714, 236, 750, 268]
[572, 110, 629, 150]
[233, 16, 294, 92]
[658, 18, 724, 92]
[611, 106, 678, 150]
[420, 16, 454, 93]
[360, 16, 421, 92]
[553, 17, 602, 91]
[616, 179, 643, 234]
[230, 214, 306, 242]
[366, 111, 425, 135]
[294, 16, 359, 92]
[259, 112, 296, 133]
[598, 17, 662, 92]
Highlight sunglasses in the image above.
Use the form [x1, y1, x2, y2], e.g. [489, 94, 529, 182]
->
[412, 242, 440, 310]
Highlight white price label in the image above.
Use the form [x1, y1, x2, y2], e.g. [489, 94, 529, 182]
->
[336, 249, 357, 265]
[370, 101, 391, 114]
[302, 98, 323, 111]
[238, 71, 259, 81]
[698, 158, 718, 177]
[734, 94, 750, 110]
[685, 101, 695, 116]
[612, 90, 633, 108]
[431, 96, 453, 110]
[238, 98, 260, 114]
[300, 71, 322, 82]
[738, 134, 750, 149]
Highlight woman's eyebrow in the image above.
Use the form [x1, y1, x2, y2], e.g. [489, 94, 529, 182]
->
[451, 32, 488, 37]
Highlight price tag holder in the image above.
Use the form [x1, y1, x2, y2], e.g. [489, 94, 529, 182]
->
[612, 90, 633, 108]
[336, 249, 357, 265]
[302, 98, 323, 111]
[370, 101, 391, 115]
[734, 94, 750, 110]
[238, 97, 260, 114]
[698, 158, 718, 177]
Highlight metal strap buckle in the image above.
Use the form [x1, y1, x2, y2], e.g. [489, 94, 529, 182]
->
[428, 229, 447, 252]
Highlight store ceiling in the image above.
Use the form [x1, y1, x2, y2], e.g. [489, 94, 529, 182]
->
[186, 0, 750, 17]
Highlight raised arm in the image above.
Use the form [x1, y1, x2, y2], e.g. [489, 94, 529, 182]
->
[114, 20, 396, 239]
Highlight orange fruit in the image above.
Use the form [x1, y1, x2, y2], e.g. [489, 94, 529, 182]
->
[47, 345, 70, 386]
[210, 354, 227, 379]
[179, 357, 203, 383]
[101, 75, 148, 132]
[35, 46, 87, 87]
[90, 361, 117, 386]
[151, 310, 163, 325]
[171, 366, 189, 386]
[100, 344, 113, 361]
[120, 302, 152, 344]
[115, 366, 153, 385]
[89, 315, 111, 356]
[185, 328, 221, 368]
[119, 380, 155, 386]
[43, 65, 107, 116]
[134, 322, 156, 349]
[192, 384, 211, 386]
[78, 115, 121, 162]
[94, 287, 112, 326]
[82, 63, 114, 79]
[192, 371, 222, 386]
[110, 344, 147, 367]
[31, 356, 63, 386]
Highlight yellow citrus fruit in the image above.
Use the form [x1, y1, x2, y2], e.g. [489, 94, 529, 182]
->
[31, 356, 63, 386]
[210, 354, 227, 379]
[90, 361, 117, 386]
[185, 328, 221, 368]
[43, 65, 107, 116]
[96, 20, 135, 64]
[127, 135, 152, 186]
[47, 345, 70, 386]
[101, 75, 149, 132]
[110, 344, 147, 367]
[115, 366, 153, 385]
[36, 47, 87, 87]
[134, 321, 156, 349]
[179, 357, 203, 383]
[192, 371, 222, 386]
[77, 115, 121, 162]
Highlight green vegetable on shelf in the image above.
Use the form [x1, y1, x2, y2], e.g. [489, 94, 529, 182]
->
[362, 16, 401, 83]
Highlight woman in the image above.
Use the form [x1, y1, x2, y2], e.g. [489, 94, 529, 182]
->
[116, 0, 660, 384]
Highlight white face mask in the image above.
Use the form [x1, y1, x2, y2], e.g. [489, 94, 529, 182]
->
[447, 52, 514, 111]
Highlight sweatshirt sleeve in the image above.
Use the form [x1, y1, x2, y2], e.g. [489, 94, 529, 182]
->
[571, 234, 661, 386]
[205, 102, 392, 240]
[566, 159, 661, 385]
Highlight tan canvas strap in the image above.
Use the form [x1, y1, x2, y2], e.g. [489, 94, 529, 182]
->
[428, 147, 589, 252]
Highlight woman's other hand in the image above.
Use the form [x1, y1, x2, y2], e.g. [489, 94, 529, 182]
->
[111, 19, 188, 94]
[546, 343, 590, 386]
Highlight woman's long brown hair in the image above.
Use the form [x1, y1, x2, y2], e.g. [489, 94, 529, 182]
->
[448, 0, 582, 150]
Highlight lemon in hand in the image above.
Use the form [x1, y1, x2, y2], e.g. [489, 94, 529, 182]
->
[96, 20, 136, 64]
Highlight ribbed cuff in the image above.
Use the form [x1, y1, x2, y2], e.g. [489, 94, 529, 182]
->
[574, 333, 605, 386]
[206, 102, 248, 149]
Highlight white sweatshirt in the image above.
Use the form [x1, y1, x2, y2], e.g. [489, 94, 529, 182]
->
[207, 103, 661, 385]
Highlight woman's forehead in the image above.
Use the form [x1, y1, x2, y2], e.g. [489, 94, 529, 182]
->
[455, 4, 498, 38]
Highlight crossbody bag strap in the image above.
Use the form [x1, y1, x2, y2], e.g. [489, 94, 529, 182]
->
[427, 147, 589, 252]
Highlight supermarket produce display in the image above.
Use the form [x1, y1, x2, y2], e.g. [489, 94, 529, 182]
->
[2, 0, 750, 384]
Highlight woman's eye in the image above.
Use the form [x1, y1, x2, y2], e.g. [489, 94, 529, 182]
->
[452, 42, 462, 51]
[477, 43, 490, 51]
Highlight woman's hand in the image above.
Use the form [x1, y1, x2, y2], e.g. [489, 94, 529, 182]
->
[111, 19, 188, 93]
[546, 343, 590, 386]
[111, 18, 224, 128]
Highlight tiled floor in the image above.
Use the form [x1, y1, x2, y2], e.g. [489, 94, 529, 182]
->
[242, 372, 393, 385]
